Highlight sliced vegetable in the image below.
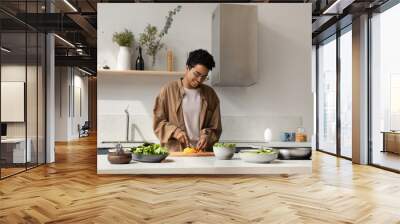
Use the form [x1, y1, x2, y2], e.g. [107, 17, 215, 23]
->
[183, 147, 201, 154]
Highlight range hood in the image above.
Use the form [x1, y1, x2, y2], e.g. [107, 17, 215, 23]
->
[210, 4, 258, 87]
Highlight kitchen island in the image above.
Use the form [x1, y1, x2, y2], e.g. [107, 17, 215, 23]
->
[97, 154, 312, 175]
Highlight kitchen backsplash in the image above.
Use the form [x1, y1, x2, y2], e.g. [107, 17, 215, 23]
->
[97, 114, 304, 148]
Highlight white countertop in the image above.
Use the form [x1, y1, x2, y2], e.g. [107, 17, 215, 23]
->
[233, 141, 311, 148]
[100, 141, 312, 149]
[97, 154, 312, 175]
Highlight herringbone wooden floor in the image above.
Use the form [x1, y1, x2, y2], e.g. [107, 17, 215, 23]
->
[1, 135, 400, 224]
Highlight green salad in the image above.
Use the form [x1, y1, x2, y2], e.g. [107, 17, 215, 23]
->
[213, 143, 236, 148]
[131, 143, 169, 155]
[254, 148, 276, 154]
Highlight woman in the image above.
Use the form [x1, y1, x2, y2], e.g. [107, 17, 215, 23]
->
[153, 49, 222, 151]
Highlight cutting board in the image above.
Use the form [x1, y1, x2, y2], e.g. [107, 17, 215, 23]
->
[170, 152, 215, 157]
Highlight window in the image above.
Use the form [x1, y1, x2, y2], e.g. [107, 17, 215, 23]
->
[318, 36, 337, 154]
[316, 26, 353, 159]
[390, 74, 400, 130]
[340, 28, 352, 158]
[370, 2, 400, 171]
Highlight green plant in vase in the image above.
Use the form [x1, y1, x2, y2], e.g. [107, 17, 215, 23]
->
[139, 5, 181, 68]
[112, 29, 135, 47]
[112, 29, 135, 70]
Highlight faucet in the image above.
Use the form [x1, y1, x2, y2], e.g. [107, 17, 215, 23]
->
[124, 106, 129, 142]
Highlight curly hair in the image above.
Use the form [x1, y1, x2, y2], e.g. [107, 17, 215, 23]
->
[186, 49, 215, 70]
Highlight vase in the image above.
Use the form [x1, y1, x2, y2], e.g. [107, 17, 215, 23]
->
[151, 54, 156, 68]
[116, 46, 131, 70]
[264, 128, 272, 142]
[145, 55, 157, 70]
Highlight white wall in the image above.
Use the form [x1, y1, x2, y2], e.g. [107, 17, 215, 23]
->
[55, 67, 89, 141]
[97, 3, 312, 148]
[55, 67, 69, 141]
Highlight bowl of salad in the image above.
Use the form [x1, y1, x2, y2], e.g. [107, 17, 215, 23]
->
[213, 143, 236, 160]
[131, 143, 169, 163]
[239, 148, 278, 163]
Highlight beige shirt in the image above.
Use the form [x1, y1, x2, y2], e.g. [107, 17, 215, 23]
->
[153, 78, 222, 151]
[182, 87, 201, 146]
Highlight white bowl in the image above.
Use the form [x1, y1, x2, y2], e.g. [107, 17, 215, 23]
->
[239, 150, 278, 163]
[213, 146, 235, 160]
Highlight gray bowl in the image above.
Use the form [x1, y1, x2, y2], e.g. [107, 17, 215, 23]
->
[213, 146, 235, 160]
[239, 150, 278, 163]
[277, 147, 312, 160]
[131, 153, 168, 163]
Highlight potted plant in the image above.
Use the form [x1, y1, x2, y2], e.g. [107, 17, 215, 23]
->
[213, 143, 236, 160]
[139, 5, 181, 68]
[113, 29, 134, 70]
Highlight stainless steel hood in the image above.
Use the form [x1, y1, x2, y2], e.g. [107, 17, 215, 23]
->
[210, 4, 258, 87]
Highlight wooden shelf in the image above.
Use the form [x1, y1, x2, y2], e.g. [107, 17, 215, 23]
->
[97, 69, 184, 77]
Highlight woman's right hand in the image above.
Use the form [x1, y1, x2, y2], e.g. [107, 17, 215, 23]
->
[173, 129, 189, 147]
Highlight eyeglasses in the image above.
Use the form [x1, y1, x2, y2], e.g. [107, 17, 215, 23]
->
[191, 69, 209, 80]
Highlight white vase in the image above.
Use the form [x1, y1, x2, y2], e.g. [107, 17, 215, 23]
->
[116, 46, 131, 70]
[264, 128, 272, 142]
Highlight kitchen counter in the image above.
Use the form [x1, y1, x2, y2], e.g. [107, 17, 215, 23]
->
[100, 141, 312, 149]
[227, 141, 311, 148]
[97, 154, 312, 175]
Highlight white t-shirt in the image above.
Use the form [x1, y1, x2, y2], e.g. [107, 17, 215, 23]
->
[182, 87, 201, 146]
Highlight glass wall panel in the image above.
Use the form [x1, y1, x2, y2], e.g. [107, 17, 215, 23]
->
[0, 1, 46, 178]
[27, 30, 38, 169]
[1, 31, 28, 177]
[26, 0, 39, 169]
[371, 3, 400, 171]
[38, 1, 46, 165]
[339, 28, 352, 158]
[318, 36, 337, 154]
[38, 32, 45, 165]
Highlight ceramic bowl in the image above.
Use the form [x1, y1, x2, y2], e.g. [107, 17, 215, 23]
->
[131, 153, 168, 163]
[239, 149, 278, 163]
[213, 146, 235, 160]
[277, 147, 312, 160]
[107, 151, 132, 164]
